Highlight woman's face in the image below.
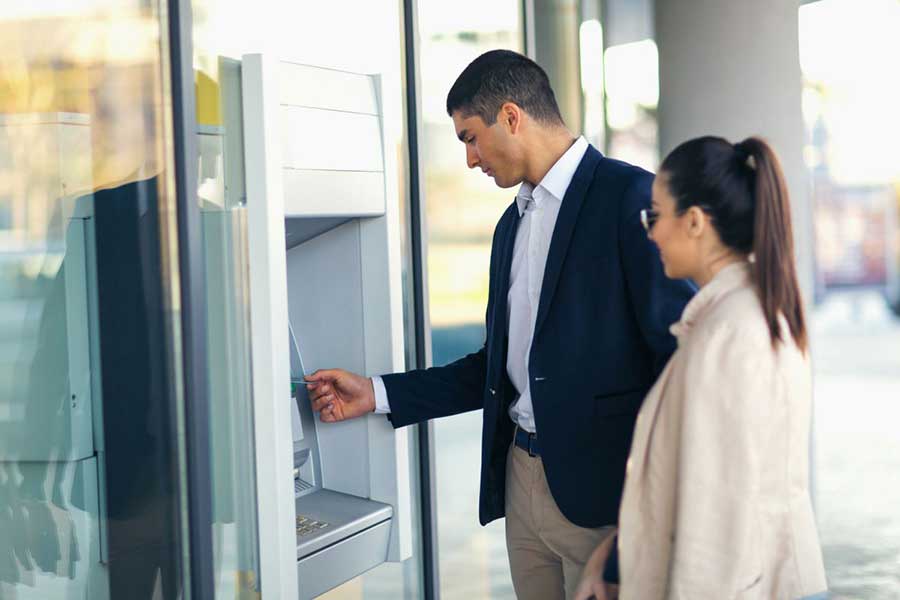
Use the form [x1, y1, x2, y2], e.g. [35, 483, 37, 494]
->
[648, 172, 701, 280]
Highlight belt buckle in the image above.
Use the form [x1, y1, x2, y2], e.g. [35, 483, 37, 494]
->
[527, 432, 537, 457]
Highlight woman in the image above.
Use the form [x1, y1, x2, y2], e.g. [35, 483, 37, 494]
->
[576, 136, 828, 600]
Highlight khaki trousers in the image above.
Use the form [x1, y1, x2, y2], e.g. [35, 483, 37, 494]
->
[505, 442, 615, 600]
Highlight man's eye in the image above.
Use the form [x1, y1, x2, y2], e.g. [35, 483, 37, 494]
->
[466, 137, 475, 144]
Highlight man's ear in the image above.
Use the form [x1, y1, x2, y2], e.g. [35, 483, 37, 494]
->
[500, 102, 522, 134]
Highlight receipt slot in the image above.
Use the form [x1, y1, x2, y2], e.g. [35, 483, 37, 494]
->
[241, 55, 413, 599]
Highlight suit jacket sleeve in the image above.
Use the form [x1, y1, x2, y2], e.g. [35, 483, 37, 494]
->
[380, 347, 487, 428]
[380, 204, 516, 428]
[618, 172, 696, 375]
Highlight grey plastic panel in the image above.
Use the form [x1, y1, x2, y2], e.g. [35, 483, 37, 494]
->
[296, 517, 391, 600]
[280, 107, 384, 172]
[277, 62, 380, 116]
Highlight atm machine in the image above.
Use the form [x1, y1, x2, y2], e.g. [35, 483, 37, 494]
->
[240, 55, 413, 599]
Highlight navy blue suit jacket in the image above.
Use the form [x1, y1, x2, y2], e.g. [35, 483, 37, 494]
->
[382, 146, 695, 527]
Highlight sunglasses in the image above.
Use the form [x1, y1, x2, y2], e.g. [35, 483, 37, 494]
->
[640, 208, 659, 233]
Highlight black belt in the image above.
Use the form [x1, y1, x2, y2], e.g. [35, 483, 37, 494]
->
[514, 427, 540, 457]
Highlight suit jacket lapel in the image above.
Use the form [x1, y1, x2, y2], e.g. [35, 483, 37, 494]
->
[533, 146, 602, 338]
[489, 204, 519, 349]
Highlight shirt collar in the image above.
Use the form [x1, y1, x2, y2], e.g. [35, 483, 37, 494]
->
[516, 136, 589, 217]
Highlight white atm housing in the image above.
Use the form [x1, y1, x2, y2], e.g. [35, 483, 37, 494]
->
[241, 55, 413, 599]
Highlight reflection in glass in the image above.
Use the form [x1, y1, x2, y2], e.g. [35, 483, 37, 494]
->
[194, 51, 262, 597]
[0, 2, 190, 599]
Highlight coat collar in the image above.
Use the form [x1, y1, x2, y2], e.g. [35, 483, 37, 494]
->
[532, 144, 603, 338]
[515, 136, 589, 216]
[670, 261, 752, 340]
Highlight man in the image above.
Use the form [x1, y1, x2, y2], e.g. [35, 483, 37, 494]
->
[306, 49, 694, 599]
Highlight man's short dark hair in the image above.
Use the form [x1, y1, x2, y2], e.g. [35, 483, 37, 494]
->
[446, 49, 564, 127]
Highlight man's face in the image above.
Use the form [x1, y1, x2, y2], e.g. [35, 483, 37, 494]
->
[451, 108, 524, 189]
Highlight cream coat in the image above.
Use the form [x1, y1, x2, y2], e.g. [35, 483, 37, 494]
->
[618, 262, 827, 599]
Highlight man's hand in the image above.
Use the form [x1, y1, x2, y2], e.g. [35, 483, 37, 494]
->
[305, 369, 376, 423]
[574, 530, 619, 600]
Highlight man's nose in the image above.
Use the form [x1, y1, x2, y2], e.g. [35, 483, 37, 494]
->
[466, 146, 479, 169]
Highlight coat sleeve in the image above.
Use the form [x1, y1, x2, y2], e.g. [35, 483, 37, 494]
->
[667, 324, 769, 597]
[618, 173, 696, 376]
[381, 347, 488, 428]
[380, 203, 517, 429]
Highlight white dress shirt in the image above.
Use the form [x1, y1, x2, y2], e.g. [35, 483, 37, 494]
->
[373, 137, 590, 436]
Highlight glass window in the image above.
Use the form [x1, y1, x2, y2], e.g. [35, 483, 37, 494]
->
[0, 1, 193, 598]
[416, 2, 523, 597]
[799, 2, 900, 597]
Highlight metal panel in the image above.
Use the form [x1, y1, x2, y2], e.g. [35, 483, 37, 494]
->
[284, 217, 354, 249]
[285, 221, 370, 499]
[294, 489, 392, 559]
[241, 53, 300, 600]
[280, 106, 384, 172]
[296, 519, 392, 600]
[283, 169, 386, 217]
[359, 203, 413, 561]
[278, 62, 380, 115]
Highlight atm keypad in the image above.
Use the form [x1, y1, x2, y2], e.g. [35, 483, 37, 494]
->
[295, 514, 330, 537]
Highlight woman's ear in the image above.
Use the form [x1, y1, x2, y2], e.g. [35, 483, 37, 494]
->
[686, 205, 707, 239]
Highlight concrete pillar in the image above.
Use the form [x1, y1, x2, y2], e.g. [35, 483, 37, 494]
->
[655, 0, 814, 298]
[531, 0, 583, 133]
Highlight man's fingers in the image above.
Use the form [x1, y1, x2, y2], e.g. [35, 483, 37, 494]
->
[308, 384, 332, 403]
[311, 394, 335, 412]
[306, 368, 341, 383]
[320, 402, 340, 422]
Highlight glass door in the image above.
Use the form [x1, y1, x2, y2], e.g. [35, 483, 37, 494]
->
[0, 1, 200, 598]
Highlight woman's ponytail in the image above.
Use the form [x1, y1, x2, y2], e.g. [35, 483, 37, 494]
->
[736, 137, 808, 352]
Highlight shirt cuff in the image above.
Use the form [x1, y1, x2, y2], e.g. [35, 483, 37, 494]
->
[371, 376, 391, 414]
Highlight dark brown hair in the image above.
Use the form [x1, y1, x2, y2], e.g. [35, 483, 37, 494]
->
[660, 136, 808, 352]
[445, 49, 564, 126]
